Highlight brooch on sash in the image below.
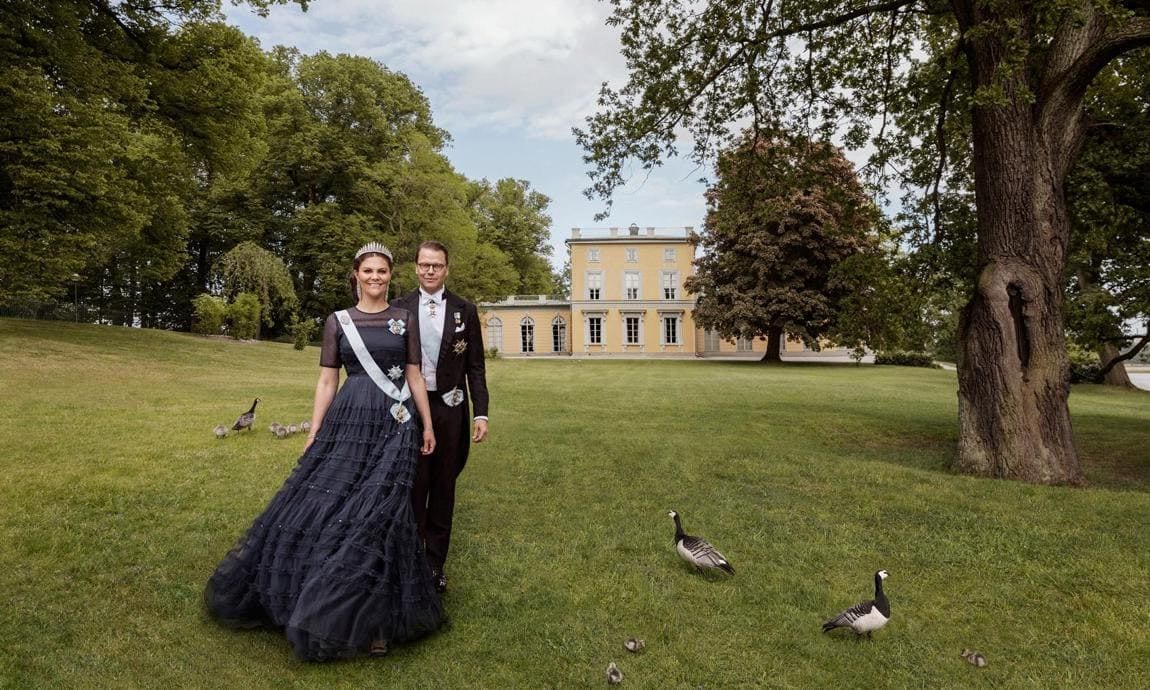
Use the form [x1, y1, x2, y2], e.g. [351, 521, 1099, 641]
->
[441, 388, 464, 407]
[391, 402, 411, 423]
[387, 365, 403, 380]
[453, 339, 468, 355]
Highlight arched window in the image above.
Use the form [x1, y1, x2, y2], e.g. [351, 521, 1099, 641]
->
[485, 317, 503, 353]
[551, 316, 567, 353]
[520, 316, 535, 353]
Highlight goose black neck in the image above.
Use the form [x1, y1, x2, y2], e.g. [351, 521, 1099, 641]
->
[672, 514, 685, 541]
[247, 399, 259, 413]
[874, 573, 889, 614]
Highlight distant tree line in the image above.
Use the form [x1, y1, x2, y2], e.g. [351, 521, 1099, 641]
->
[0, 0, 558, 338]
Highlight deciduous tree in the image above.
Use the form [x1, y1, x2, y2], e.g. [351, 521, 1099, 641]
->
[470, 178, 559, 295]
[685, 133, 878, 362]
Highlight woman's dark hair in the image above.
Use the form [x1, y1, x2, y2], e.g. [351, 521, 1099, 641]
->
[348, 251, 393, 300]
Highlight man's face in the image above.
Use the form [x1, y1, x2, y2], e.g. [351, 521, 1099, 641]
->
[416, 247, 449, 294]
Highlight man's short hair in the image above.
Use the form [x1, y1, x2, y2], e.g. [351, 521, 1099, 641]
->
[418, 240, 450, 266]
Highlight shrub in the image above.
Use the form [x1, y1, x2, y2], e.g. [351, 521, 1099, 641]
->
[228, 293, 261, 340]
[290, 314, 318, 351]
[192, 294, 228, 335]
[1067, 345, 1102, 384]
[485, 347, 501, 360]
[874, 350, 939, 368]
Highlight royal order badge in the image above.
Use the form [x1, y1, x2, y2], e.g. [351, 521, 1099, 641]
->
[441, 387, 464, 407]
[453, 339, 468, 355]
[390, 402, 411, 423]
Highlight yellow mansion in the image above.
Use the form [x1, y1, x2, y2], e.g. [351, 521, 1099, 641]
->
[479, 225, 833, 357]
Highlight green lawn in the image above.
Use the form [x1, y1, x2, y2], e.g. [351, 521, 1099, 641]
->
[1, 317, 1148, 688]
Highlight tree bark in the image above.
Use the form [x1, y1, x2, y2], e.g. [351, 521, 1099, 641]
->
[760, 326, 783, 362]
[954, 55, 1084, 484]
[1097, 342, 1133, 387]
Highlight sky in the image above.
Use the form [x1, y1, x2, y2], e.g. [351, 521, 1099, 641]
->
[223, 0, 710, 270]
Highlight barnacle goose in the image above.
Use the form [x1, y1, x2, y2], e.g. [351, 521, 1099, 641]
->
[960, 649, 988, 667]
[668, 510, 734, 575]
[605, 662, 622, 684]
[822, 569, 890, 638]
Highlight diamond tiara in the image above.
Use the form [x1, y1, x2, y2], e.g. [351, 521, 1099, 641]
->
[354, 241, 393, 262]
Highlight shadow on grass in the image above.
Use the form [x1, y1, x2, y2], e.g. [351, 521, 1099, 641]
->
[706, 359, 1150, 492]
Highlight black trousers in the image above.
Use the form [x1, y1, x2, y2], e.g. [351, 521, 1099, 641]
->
[413, 394, 471, 570]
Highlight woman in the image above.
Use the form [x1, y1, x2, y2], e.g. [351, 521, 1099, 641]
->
[205, 242, 445, 661]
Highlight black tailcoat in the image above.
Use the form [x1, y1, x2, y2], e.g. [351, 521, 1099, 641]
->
[393, 288, 488, 568]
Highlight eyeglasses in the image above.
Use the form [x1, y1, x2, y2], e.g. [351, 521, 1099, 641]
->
[417, 262, 447, 273]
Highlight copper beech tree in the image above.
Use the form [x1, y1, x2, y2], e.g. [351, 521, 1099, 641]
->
[578, 1, 1150, 484]
[685, 133, 878, 362]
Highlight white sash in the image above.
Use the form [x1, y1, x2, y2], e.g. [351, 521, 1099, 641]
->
[336, 310, 412, 423]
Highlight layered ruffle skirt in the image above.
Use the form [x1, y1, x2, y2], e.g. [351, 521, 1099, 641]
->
[204, 376, 445, 660]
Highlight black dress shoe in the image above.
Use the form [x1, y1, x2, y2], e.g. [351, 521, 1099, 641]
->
[431, 568, 448, 594]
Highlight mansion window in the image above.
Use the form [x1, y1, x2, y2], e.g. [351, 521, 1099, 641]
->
[520, 317, 535, 353]
[664, 248, 676, 262]
[588, 248, 600, 262]
[625, 248, 638, 263]
[662, 271, 678, 300]
[662, 315, 680, 345]
[624, 316, 641, 345]
[736, 336, 754, 352]
[586, 271, 602, 300]
[485, 317, 503, 353]
[624, 272, 640, 300]
[587, 316, 603, 345]
[552, 316, 567, 353]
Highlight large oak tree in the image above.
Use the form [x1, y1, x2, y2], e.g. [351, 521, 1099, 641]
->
[578, 0, 1150, 484]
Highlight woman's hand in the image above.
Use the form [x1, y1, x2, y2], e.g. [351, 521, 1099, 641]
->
[421, 429, 436, 455]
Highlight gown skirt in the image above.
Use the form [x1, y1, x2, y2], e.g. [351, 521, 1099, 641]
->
[204, 372, 445, 661]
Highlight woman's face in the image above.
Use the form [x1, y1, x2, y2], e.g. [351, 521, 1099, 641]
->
[355, 255, 391, 299]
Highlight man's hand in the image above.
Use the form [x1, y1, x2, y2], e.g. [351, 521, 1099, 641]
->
[473, 419, 488, 443]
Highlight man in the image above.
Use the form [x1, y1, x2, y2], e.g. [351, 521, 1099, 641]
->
[394, 240, 489, 594]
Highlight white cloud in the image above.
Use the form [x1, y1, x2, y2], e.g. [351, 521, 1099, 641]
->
[228, 0, 626, 140]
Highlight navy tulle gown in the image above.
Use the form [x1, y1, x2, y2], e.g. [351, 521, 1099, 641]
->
[205, 306, 445, 661]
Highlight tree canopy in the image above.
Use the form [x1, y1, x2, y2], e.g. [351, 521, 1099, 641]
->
[0, 1, 557, 332]
[686, 132, 879, 361]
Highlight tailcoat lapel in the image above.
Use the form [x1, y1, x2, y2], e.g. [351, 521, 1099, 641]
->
[436, 290, 460, 370]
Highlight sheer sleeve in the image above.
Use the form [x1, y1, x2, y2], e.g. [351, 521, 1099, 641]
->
[320, 314, 342, 368]
[402, 308, 422, 366]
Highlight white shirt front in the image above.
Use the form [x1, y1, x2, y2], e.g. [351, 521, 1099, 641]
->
[418, 288, 446, 391]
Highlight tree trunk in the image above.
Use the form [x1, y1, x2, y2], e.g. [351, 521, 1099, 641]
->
[1097, 342, 1133, 387]
[760, 326, 782, 362]
[954, 86, 1084, 484]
